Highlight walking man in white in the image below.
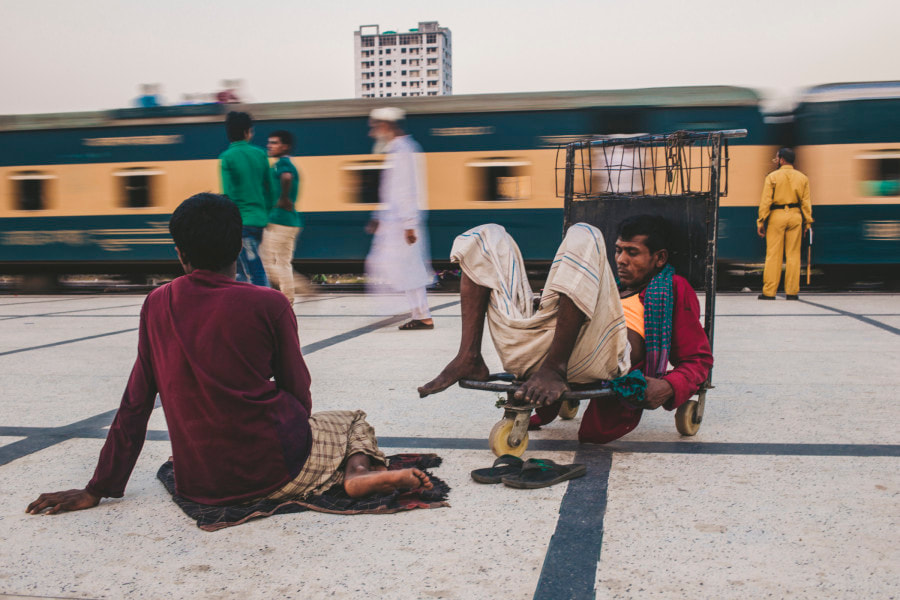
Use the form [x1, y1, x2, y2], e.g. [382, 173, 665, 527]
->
[365, 108, 435, 330]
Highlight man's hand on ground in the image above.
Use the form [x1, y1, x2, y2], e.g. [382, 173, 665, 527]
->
[643, 377, 674, 410]
[26, 488, 100, 515]
[404, 229, 417, 245]
[515, 366, 569, 407]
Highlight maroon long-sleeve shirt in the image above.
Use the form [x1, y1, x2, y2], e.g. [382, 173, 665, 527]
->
[86, 270, 313, 505]
[578, 274, 714, 443]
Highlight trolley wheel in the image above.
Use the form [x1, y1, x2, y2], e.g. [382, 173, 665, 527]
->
[558, 399, 580, 420]
[488, 418, 529, 457]
[675, 400, 701, 436]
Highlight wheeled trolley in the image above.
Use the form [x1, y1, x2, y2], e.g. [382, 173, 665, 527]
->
[460, 129, 747, 456]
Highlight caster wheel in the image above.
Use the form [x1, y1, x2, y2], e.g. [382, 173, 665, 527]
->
[488, 418, 528, 457]
[675, 401, 701, 436]
[558, 399, 579, 420]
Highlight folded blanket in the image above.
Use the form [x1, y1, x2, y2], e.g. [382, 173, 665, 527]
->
[157, 454, 450, 532]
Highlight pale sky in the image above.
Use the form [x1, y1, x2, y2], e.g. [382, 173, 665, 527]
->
[1, 0, 897, 115]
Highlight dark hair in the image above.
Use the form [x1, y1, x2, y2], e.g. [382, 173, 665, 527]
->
[269, 129, 294, 150]
[616, 214, 672, 254]
[169, 193, 242, 270]
[777, 147, 795, 164]
[225, 111, 252, 142]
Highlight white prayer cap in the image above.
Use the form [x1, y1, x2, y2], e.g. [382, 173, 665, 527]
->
[369, 107, 405, 122]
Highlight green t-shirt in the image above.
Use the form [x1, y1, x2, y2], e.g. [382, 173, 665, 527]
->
[268, 156, 303, 228]
[219, 141, 274, 228]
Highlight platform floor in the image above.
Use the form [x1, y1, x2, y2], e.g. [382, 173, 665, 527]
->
[1, 292, 898, 600]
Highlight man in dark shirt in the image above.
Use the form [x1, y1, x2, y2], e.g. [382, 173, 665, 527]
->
[27, 194, 431, 515]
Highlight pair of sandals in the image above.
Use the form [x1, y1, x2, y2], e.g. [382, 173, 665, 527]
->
[471, 454, 586, 489]
[398, 319, 434, 330]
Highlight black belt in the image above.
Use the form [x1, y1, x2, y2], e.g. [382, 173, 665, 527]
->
[772, 203, 799, 209]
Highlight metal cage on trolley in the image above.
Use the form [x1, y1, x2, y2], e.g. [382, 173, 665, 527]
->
[460, 129, 747, 457]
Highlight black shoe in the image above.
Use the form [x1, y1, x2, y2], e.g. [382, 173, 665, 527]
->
[757, 294, 776, 300]
[786, 294, 799, 301]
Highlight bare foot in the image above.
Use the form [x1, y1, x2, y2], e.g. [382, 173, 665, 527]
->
[514, 366, 569, 407]
[344, 468, 433, 498]
[418, 354, 490, 398]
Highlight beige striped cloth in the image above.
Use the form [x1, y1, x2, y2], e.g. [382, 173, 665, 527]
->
[450, 222, 629, 383]
[264, 410, 387, 501]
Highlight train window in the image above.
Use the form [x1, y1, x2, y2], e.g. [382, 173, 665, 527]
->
[467, 159, 532, 201]
[342, 161, 385, 204]
[114, 168, 163, 208]
[858, 153, 900, 197]
[9, 171, 55, 210]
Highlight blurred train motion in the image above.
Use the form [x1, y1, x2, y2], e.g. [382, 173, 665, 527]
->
[1, 82, 898, 284]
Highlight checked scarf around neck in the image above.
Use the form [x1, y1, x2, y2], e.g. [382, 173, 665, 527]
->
[609, 263, 674, 408]
[641, 263, 675, 378]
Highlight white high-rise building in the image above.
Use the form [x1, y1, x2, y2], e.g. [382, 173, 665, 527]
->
[354, 21, 452, 99]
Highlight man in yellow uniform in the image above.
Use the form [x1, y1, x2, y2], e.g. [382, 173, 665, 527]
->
[757, 148, 813, 300]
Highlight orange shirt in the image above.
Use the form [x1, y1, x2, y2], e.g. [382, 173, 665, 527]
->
[621, 293, 644, 338]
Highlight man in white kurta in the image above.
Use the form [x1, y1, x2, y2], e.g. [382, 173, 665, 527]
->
[365, 108, 435, 330]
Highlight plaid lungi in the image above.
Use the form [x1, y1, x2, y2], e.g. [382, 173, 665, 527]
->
[450, 223, 630, 383]
[265, 410, 387, 501]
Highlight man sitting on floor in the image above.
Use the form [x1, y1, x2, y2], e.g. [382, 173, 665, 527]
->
[418, 215, 713, 443]
[27, 193, 430, 515]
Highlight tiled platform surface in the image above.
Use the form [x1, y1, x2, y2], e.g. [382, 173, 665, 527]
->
[1, 292, 898, 600]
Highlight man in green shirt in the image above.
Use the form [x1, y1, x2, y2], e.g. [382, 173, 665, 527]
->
[260, 130, 304, 302]
[219, 111, 273, 286]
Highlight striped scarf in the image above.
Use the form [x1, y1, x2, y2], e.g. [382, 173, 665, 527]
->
[642, 264, 674, 378]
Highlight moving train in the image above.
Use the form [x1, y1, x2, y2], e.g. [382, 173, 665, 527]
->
[1, 82, 898, 279]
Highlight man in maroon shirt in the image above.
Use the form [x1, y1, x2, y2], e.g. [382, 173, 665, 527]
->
[27, 194, 431, 515]
[418, 215, 712, 444]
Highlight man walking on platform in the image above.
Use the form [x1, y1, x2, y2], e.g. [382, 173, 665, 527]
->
[757, 148, 813, 300]
[261, 130, 304, 303]
[219, 111, 273, 286]
[365, 107, 435, 330]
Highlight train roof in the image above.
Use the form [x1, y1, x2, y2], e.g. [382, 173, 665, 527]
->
[0, 86, 760, 132]
[800, 81, 900, 103]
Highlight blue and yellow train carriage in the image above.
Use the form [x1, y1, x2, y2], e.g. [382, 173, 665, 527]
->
[0, 86, 772, 275]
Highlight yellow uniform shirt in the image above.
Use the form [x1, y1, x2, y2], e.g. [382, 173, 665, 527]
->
[757, 165, 813, 227]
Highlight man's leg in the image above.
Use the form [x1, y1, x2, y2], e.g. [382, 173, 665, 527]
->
[783, 212, 803, 296]
[239, 226, 270, 287]
[762, 211, 787, 297]
[405, 286, 433, 324]
[260, 224, 280, 290]
[342, 453, 432, 498]
[418, 272, 490, 396]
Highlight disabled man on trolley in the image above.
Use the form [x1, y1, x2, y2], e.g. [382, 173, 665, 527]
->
[418, 215, 713, 443]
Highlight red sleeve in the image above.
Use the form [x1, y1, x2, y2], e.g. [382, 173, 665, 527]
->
[661, 276, 713, 410]
[86, 301, 158, 498]
[272, 305, 312, 413]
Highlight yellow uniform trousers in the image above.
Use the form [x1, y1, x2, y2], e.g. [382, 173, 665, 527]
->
[762, 207, 803, 297]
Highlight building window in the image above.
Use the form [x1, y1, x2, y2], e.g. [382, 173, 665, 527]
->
[10, 171, 55, 211]
[428, 58, 437, 65]
[386, 81, 391, 87]
[426, 33, 437, 43]
[858, 153, 900, 196]
[114, 167, 162, 208]
[467, 159, 532, 201]
[386, 93, 391, 97]
[401, 48, 407, 54]
[427, 91, 437, 96]
[400, 33, 422, 45]
[361, 36, 375, 47]
[410, 59, 420, 66]
[401, 70, 407, 76]
[342, 161, 385, 204]
[428, 80, 438, 87]
[401, 59, 407, 65]
[410, 70, 420, 77]
[427, 69, 438, 76]
[401, 81, 407, 86]
[402, 93, 407, 97]
[381, 35, 396, 46]
[427, 47, 437, 54]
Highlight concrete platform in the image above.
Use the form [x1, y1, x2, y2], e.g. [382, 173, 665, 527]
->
[1, 292, 898, 600]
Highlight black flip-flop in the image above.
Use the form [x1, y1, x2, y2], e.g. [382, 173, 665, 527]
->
[399, 319, 434, 330]
[470, 454, 524, 484]
[500, 458, 586, 489]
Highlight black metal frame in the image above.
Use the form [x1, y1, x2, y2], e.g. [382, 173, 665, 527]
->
[462, 129, 746, 432]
